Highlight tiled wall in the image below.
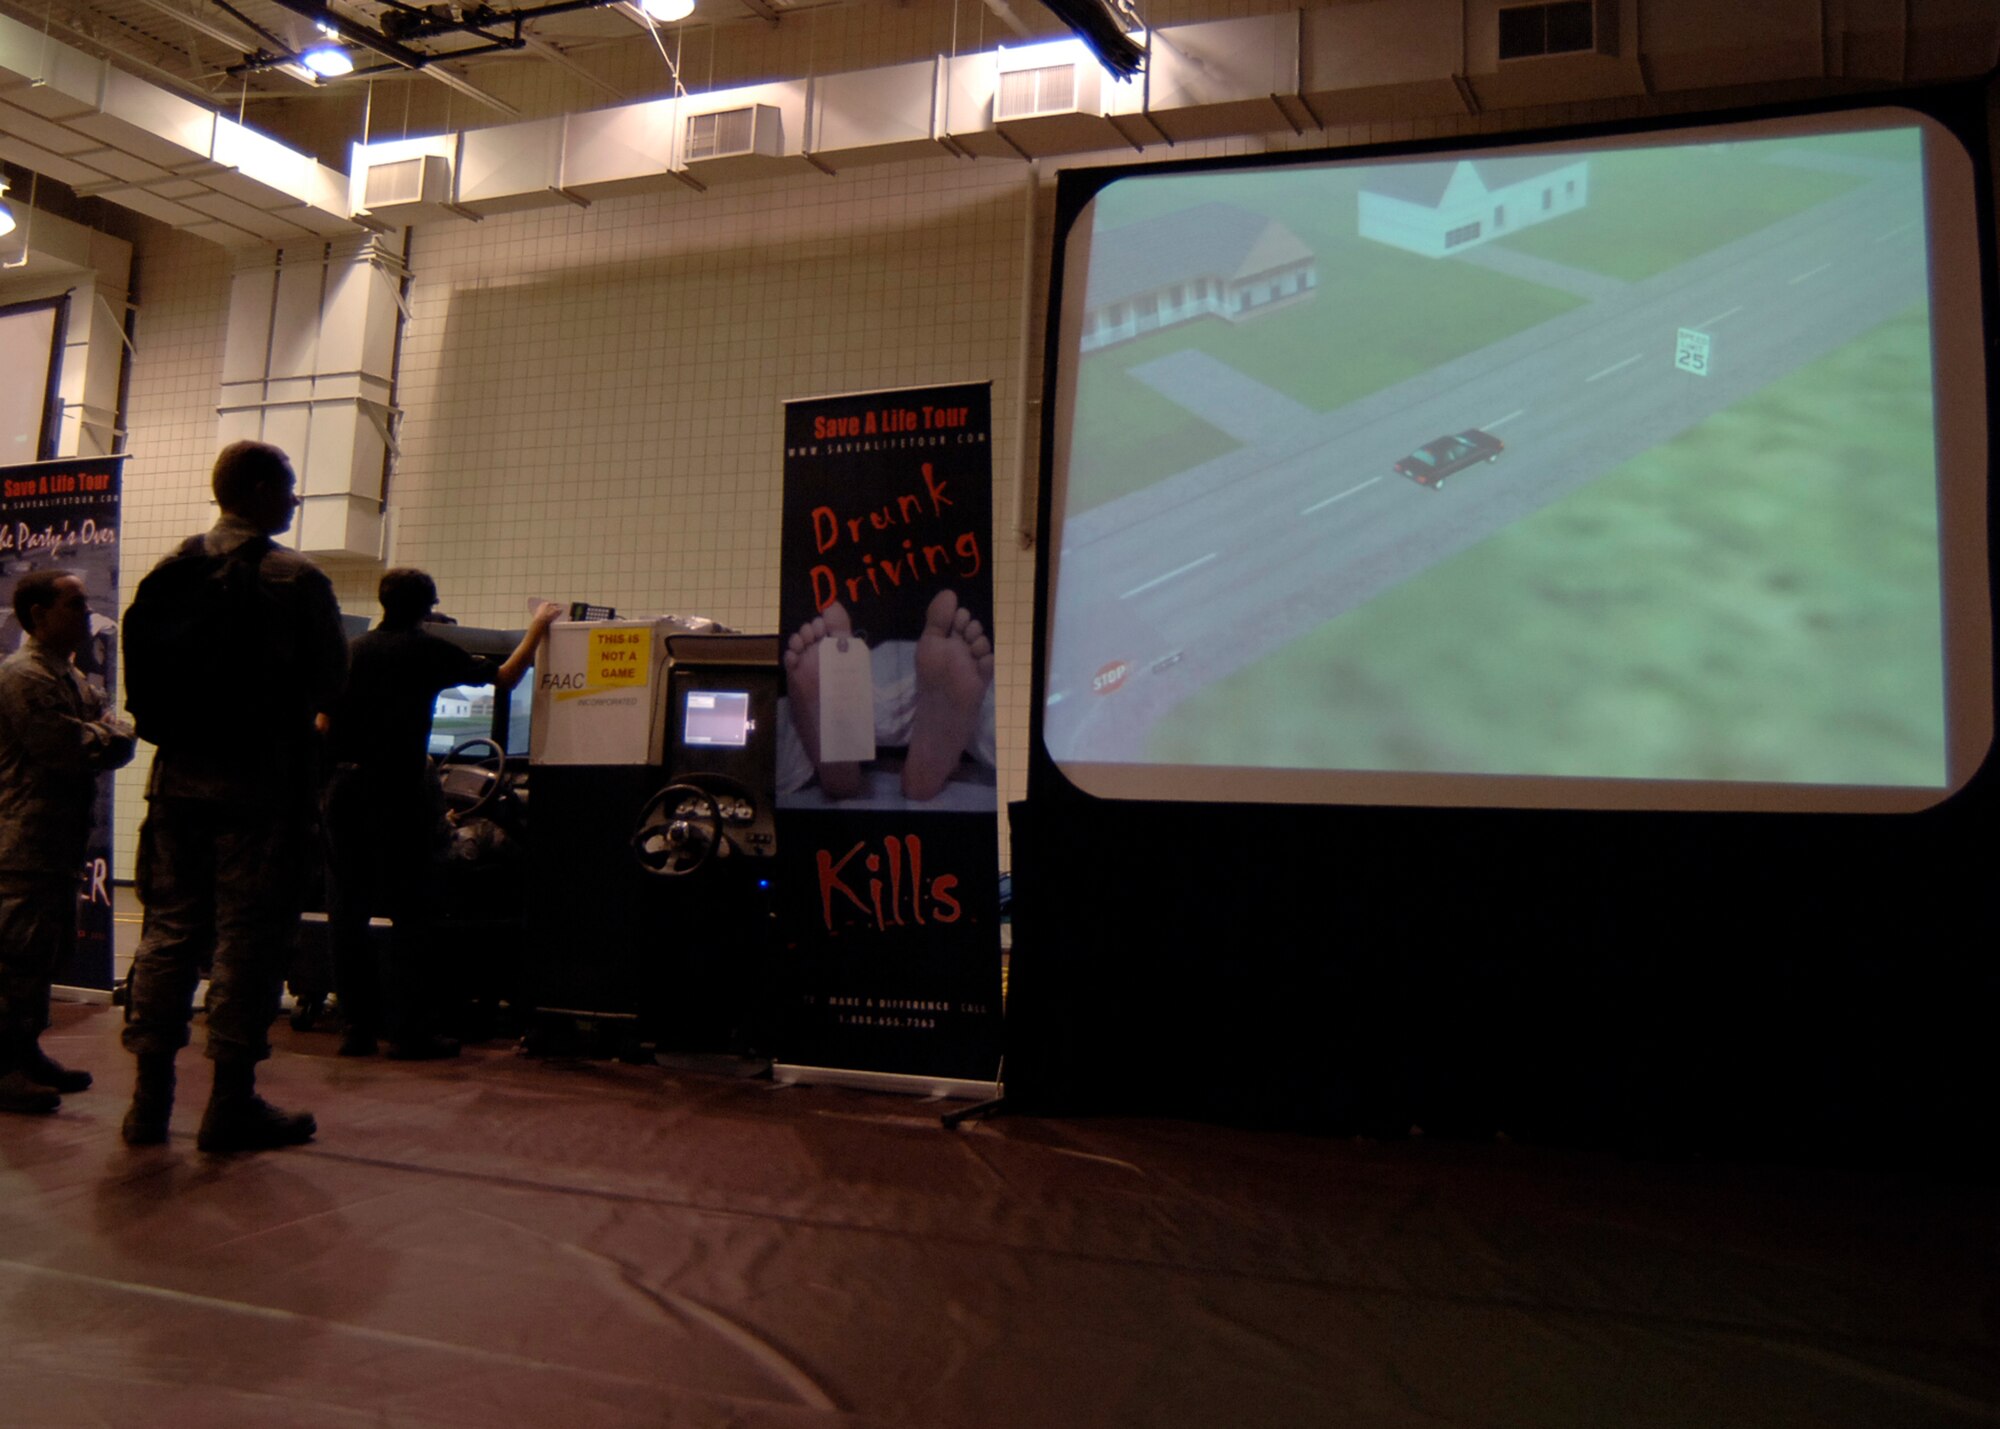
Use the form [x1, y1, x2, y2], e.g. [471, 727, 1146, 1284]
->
[374, 152, 1044, 843]
[107, 67, 1752, 879]
[111, 152, 1043, 876]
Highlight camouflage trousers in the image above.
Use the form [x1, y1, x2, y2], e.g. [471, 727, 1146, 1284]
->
[121, 796, 307, 1063]
[0, 873, 73, 1050]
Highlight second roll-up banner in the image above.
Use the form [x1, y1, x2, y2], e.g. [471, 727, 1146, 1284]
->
[0, 454, 125, 994]
[773, 381, 1003, 1094]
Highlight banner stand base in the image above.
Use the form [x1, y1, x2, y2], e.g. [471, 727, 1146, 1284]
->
[52, 985, 115, 1006]
[940, 1095, 1006, 1130]
[772, 1063, 999, 1102]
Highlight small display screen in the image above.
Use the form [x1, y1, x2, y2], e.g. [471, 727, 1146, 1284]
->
[504, 673, 532, 756]
[427, 677, 533, 757]
[684, 690, 753, 748]
[430, 683, 497, 756]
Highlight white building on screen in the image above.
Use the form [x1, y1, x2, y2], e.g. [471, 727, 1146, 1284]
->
[1358, 156, 1590, 257]
[1081, 203, 1318, 353]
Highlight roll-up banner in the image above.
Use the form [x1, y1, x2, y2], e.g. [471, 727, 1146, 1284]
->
[1, 455, 124, 993]
[774, 383, 1003, 1094]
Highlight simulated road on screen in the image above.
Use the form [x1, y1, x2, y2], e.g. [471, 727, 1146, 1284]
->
[1044, 153, 1928, 765]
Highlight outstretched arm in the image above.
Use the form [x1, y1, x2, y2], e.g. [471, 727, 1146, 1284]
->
[0, 669, 136, 774]
[495, 602, 563, 693]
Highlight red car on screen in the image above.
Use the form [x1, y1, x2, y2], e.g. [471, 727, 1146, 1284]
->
[1394, 428, 1505, 489]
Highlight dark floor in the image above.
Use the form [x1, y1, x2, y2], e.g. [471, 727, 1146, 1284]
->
[1, 998, 1995, 1428]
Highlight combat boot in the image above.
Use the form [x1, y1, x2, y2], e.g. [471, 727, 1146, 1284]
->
[0, 1032, 60, 1115]
[196, 1057, 315, 1154]
[121, 1052, 177, 1145]
[0, 1069, 60, 1115]
[22, 1041, 92, 1094]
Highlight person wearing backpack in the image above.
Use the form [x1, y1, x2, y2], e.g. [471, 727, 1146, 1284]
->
[118, 441, 348, 1154]
[0, 569, 137, 1115]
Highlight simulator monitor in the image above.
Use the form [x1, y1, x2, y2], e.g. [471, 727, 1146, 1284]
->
[429, 677, 533, 757]
[422, 624, 534, 756]
[682, 690, 754, 749]
[662, 634, 780, 790]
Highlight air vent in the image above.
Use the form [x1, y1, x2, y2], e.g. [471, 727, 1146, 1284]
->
[685, 105, 781, 163]
[996, 63, 1080, 120]
[1498, 1, 1602, 60]
[994, 59, 1110, 122]
[361, 154, 451, 211]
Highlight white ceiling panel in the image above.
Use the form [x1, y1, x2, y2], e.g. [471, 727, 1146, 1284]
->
[66, 145, 171, 182]
[180, 185, 319, 238]
[0, 99, 103, 155]
[95, 184, 208, 225]
[0, 132, 111, 187]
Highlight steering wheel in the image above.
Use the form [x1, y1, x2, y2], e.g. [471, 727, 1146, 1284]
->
[630, 783, 723, 877]
[439, 737, 508, 820]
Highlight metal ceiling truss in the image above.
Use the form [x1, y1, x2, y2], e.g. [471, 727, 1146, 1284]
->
[236, 0, 638, 72]
[218, 0, 524, 111]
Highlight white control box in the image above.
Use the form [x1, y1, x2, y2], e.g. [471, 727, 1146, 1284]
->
[528, 619, 671, 766]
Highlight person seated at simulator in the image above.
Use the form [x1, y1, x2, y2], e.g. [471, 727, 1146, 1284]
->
[319, 570, 560, 1059]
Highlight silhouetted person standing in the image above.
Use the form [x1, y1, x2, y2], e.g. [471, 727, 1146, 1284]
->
[120, 441, 347, 1152]
[321, 570, 557, 1058]
[0, 570, 136, 1115]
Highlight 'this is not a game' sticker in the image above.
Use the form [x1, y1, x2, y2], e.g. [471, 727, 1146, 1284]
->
[588, 627, 651, 689]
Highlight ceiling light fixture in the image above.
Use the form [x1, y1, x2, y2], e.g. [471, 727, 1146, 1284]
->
[0, 179, 15, 238]
[1037, 0, 1145, 77]
[301, 42, 356, 77]
[641, 0, 695, 23]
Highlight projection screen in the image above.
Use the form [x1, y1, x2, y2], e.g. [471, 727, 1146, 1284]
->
[1039, 106, 1991, 813]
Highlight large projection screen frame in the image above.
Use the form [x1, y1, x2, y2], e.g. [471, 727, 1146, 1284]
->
[0, 295, 68, 465]
[1034, 94, 1994, 816]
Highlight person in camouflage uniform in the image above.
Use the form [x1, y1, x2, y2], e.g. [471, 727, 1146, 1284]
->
[0, 570, 137, 1115]
[120, 441, 347, 1153]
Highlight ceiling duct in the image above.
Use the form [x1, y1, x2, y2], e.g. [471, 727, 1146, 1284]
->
[0, 10, 355, 247]
[257, 0, 578, 68]
[7, 0, 2000, 249]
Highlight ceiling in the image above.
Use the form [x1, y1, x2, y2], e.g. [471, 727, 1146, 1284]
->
[3, 0, 1996, 256]
[0, 0, 1046, 239]
[0, 0, 921, 131]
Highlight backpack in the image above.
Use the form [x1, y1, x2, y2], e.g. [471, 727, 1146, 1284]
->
[122, 535, 303, 750]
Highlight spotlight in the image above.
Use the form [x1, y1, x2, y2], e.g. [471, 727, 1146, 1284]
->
[0, 178, 14, 237]
[641, 0, 694, 22]
[1038, 0, 1145, 77]
[301, 42, 354, 77]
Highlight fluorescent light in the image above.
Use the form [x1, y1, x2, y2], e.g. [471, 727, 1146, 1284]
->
[301, 43, 354, 77]
[642, 0, 695, 22]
